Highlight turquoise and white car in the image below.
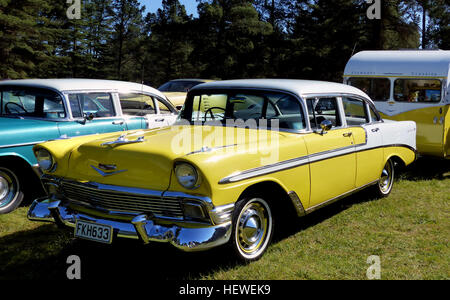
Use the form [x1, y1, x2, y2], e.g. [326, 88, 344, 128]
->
[0, 79, 177, 214]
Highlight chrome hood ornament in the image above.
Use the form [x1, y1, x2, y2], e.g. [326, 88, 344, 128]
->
[101, 134, 145, 147]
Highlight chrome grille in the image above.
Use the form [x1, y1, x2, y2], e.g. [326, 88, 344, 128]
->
[60, 181, 184, 218]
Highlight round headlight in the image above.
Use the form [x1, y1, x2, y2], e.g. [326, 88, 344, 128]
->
[175, 163, 200, 190]
[35, 148, 54, 172]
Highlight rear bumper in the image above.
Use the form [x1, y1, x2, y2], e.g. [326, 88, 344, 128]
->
[28, 198, 232, 252]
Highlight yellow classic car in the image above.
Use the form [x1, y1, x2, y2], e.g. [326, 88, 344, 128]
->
[158, 79, 215, 110]
[28, 79, 417, 261]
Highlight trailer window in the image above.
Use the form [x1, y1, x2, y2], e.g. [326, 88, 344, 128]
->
[394, 79, 442, 103]
[348, 78, 390, 101]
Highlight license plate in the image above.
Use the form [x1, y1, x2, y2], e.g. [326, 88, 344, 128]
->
[74, 220, 113, 244]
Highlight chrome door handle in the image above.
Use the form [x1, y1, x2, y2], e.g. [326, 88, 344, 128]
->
[155, 119, 165, 122]
[343, 132, 353, 137]
[112, 120, 124, 125]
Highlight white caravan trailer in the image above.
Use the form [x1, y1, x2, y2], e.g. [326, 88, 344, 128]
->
[344, 50, 450, 158]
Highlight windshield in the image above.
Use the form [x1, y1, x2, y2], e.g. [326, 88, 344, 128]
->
[158, 81, 204, 93]
[179, 90, 306, 131]
[0, 88, 65, 119]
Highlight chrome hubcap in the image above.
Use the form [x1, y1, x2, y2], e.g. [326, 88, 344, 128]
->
[236, 200, 272, 257]
[241, 214, 262, 245]
[0, 177, 9, 200]
[379, 161, 394, 194]
[0, 170, 17, 208]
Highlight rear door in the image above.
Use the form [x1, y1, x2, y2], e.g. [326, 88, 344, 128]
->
[153, 97, 178, 127]
[304, 97, 357, 208]
[119, 93, 177, 129]
[119, 92, 156, 130]
[342, 96, 384, 187]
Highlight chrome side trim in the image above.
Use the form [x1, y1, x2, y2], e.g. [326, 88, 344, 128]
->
[219, 143, 415, 185]
[218, 143, 363, 184]
[0, 141, 47, 149]
[219, 155, 310, 184]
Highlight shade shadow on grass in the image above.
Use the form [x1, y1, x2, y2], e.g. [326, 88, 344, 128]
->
[0, 223, 241, 280]
[399, 157, 449, 181]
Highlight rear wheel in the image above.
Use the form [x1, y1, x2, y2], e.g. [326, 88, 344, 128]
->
[0, 167, 24, 214]
[374, 159, 395, 198]
[230, 197, 274, 262]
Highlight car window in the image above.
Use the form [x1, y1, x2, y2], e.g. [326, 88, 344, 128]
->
[342, 97, 369, 126]
[156, 99, 174, 115]
[368, 105, 381, 122]
[183, 91, 305, 130]
[119, 93, 156, 116]
[348, 77, 390, 101]
[394, 79, 441, 103]
[267, 94, 305, 130]
[69, 93, 116, 118]
[307, 97, 342, 129]
[1, 88, 66, 119]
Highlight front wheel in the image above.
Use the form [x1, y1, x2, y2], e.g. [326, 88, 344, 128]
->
[230, 197, 274, 262]
[374, 159, 395, 198]
[0, 167, 24, 214]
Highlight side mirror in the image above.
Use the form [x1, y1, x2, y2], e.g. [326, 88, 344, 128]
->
[84, 113, 95, 122]
[320, 119, 332, 135]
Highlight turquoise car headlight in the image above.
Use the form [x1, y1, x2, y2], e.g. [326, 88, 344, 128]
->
[35, 148, 55, 172]
[175, 163, 200, 190]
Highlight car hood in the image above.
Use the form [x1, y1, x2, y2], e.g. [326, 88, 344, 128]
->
[0, 117, 60, 147]
[63, 125, 287, 191]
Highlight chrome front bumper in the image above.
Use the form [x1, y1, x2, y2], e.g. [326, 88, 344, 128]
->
[28, 198, 232, 252]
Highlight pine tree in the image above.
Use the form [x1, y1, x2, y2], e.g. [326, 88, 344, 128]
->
[193, 0, 272, 79]
[144, 0, 195, 85]
[0, 0, 55, 79]
[108, 0, 145, 80]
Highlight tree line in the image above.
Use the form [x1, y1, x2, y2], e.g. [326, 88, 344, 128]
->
[0, 0, 448, 87]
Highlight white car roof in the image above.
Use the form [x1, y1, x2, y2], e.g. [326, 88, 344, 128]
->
[193, 79, 371, 100]
[0, 79, 167, 99]
[344, 50, 450, 78]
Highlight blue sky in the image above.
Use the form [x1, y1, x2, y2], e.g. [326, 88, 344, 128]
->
[139, 0, 199, 16]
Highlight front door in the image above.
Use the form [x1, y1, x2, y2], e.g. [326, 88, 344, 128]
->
[304, 97, 357, 208]
[58, 93, 127, 137]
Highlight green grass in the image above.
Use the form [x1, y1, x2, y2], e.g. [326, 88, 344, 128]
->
[0, 159, 448, 280]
